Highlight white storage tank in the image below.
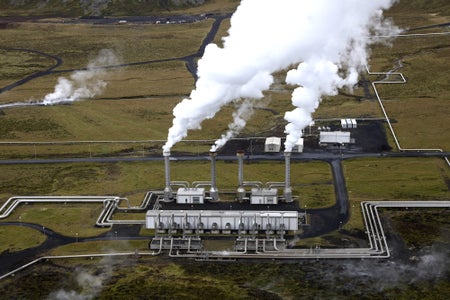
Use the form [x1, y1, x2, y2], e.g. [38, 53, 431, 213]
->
[250, 188, 278, 204]
[176, 187, 205, 204]
[264, 137, 281, 152]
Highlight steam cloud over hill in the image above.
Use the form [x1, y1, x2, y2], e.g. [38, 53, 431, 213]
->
[163, 0, 399, 152]
[41, 49, 119, 105]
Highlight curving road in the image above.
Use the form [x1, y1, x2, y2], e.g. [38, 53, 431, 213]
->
[0, 13, 231, 105]
[0, 48, 63, 94]
[1, 16, 449, 275]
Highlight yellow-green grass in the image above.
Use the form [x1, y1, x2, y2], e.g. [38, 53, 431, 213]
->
[0, 160, 333, 252]
[314, 93, 383, 120]
[0, 95, 288, 159]
[111, 212, 146, 221]
[0, 21, 214, 71]
[1, 10, 447, 156]
[0, 49, 55, 88]
[381, 98, 449, 149]
[2, 203, 110, 237]
[0, 98, 178, 141]
[48, 240, 150, 256]
[0, 2, 448, 238]
[0, 160, 334, 197]
[0, 61, 194, 104]
[0, 225, 46, 253]
[213, 17, 231, 46]
[345, 157, 450, 200]
[342, 157, 450, 230]
[292, 230, 367, 249]
[0, 0, 239, 17]
[102, 1, 236, 17]
[386, 1, 450, 28]
[367, 36, 449, 150]
[0, 162, 157, 204]
[180, 0, 239, 15]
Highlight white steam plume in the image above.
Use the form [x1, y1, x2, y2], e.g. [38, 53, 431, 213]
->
[163, 0, 399, 152]
[41, 49, 119, 105]
[46, 267, 111, 300]
[210, 98, 257, 152]
[46, 253, 119, 300]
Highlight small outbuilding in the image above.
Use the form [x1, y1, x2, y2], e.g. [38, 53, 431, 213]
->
[319, 131, 351, 146]
[176, 187, 205, 204]
[264, 137, 281, 152]
[341, 118, 357, 129]
[250, 188, 278, 205]
[292, 137, 304, 153]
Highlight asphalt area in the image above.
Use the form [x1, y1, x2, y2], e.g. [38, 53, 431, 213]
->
[217, 120, 392, 156]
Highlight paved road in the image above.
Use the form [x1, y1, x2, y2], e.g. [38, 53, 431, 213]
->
[0, 221, 145, 275]
[1, 14, 449, 274]
[0, 13, 231, 104]
[0, 149, 447, 165]
[0, 48, 63, 95]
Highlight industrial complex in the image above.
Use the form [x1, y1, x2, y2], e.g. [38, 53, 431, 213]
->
[148, 149, 301, 253]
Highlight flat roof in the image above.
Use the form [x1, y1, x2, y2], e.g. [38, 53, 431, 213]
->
[146, 210, 298, 218]
[265, 137, 281, 145]
[176, 187, 205, 195]
[319, 131, 351, 144]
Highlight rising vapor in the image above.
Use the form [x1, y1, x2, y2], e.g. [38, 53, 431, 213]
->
[41, 49, 119, 105]
[163, 0, 399, 152]
[210, 98, 257, 152]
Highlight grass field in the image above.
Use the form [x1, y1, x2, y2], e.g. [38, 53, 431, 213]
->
[0, 0, 239, 17]
[0, 0, 448, 233]
[0, 226, 46, 253]
[0, 2, 449, 298]
[0, 160, 334, 204]
[343, 156, 450, 229]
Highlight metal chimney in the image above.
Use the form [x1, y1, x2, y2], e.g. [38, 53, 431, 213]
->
[284, 151, 293, 202]
[163, 151, 173, 201]
[209, 151, 219, 201]
[236, 150, 245, 201]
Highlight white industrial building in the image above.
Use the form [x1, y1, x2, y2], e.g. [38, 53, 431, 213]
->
[264, 137, 281, 152]
[292, 137, 304, 152]
[341, 118, 357, 129]
[176, 187, 205, 204]
[146, 210, 299, 232]
[250, 188, 278, 205]
[319, 131, 351, 146]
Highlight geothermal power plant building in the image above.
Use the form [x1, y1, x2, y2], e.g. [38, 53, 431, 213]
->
[146, 150, 302, 239]
[146, 210, 299, 233]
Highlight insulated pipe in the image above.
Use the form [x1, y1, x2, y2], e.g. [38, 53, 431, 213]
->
[209, 151, 219, 201]
[284, 152, 293, 202]
[236, 150, 246, 201]
[163, 151, 173, 201]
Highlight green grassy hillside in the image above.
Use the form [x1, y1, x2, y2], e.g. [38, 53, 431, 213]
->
[0, 0, 238, 17]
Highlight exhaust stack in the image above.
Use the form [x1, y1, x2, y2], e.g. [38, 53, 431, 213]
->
[163, 151, 173, 201]
[209, 151, 219, 201]
[284, 151, 293, 202]
[236, 150, 245, 201]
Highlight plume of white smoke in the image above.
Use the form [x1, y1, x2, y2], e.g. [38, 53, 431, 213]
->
[329, 246, 450, 293]
[46, 254, 116, 300]
[41, 49, 119, 105]
[46, 268, 111, 300]
[210, 98, 256, 152]
[163, 0, 399, 152]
